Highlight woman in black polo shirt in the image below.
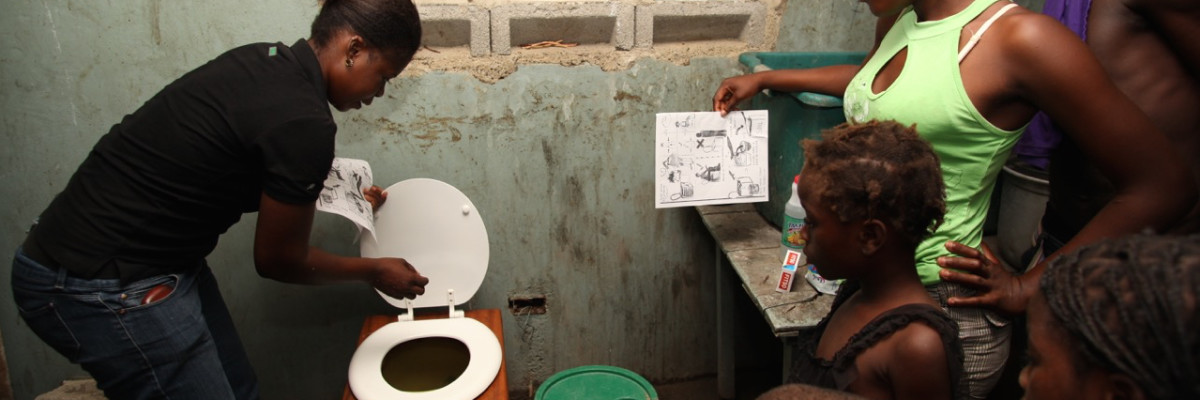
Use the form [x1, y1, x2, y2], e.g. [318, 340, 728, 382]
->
[11, 1, 427, 398]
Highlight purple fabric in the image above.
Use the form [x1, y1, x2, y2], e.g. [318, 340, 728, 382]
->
[1014, 0, 1091, 171]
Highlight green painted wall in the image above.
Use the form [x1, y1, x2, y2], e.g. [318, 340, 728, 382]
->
[0, 0, 882, 398]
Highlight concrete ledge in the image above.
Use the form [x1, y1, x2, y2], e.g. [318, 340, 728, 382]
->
[635, 1, 767, 48]
[491, 2, 636, 54]
[420, 5, 491, 56]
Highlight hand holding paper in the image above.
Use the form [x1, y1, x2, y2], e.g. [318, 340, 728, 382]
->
[315, 158, 378, 239]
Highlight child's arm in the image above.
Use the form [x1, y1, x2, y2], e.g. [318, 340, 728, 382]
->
[885, 324, 956, 400]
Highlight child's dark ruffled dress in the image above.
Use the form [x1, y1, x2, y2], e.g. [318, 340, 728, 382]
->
[788, 281, 969, 400]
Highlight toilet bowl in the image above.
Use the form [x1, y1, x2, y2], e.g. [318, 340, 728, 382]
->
[348, 178, 503, 400]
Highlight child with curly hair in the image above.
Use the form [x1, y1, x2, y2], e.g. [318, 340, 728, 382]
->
[787, 120, 966, 400]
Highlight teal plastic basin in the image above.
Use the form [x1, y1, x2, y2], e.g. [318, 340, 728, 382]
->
[738, 51, 867, 228]
[535, 365, 658, 400]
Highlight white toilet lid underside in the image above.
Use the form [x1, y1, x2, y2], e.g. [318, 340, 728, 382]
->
[360, 178, 490, 309]
[348, 318, 502, 400]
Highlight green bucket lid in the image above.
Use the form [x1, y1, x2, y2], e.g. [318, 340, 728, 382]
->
[535, 365, 659, 400]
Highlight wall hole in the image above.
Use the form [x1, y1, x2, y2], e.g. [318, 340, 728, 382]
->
[423, 19, 473, 48]
[510, 16, 617, 46]
[653, 14, 750, 43]
[508, 294, 547, 315]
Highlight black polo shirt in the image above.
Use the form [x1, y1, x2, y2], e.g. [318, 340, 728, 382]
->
[29, 39, 335, 281]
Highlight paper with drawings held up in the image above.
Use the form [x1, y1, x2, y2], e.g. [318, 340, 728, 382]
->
[316, 157, 376, 239]
[655, 110, 769, 208]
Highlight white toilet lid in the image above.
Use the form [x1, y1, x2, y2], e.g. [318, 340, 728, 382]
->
[360, 178, 489, 309]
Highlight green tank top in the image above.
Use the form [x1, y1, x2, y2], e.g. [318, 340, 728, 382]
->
[843, 0, 1025, 285]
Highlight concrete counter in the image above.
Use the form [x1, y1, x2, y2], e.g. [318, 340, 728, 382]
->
[697, 204, 833, 399]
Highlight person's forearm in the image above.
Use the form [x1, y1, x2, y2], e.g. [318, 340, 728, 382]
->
[255, 245, 377, 286]
[1045, 175, 1197, 265]
[756, 64, 860, 96]
[1021, 170, 1195, 309]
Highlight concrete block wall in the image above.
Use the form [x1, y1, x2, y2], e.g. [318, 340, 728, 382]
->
[420, 5, 491, 56]
[491, 2, 636, 54]
[635, 1, 766, 48]
[412, 0, 769, 56]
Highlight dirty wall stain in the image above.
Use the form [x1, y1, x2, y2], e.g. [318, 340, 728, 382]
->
[372, 116, 465, 149]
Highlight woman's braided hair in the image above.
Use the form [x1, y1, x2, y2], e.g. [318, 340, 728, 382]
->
[1040, 233, 1200, 399]
[800, 120, 946, 246]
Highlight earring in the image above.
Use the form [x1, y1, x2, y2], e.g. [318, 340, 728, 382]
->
[345, 58, 355, 68]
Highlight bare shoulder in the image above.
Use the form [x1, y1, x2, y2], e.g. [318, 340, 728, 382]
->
[861, 321, 955, 400]
[887, 321, 948, 364]
[985, 9, 1102, 87]
[991, 9, 1086, 56]
[856, 320, 950, 375]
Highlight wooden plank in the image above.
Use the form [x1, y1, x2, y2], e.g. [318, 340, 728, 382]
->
[696, 203, 756, 216]
[699, 210, 781, 253]
[697, 207, 833, 337]
[728, 247, 832, 336]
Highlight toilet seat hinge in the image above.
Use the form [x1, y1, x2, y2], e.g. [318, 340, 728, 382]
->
[398, 298, 415, 321]
[448, 289, 465, 318]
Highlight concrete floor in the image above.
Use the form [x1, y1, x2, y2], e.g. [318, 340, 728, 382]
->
[654, 369, 780, 400]
[652, 280, 789, 400]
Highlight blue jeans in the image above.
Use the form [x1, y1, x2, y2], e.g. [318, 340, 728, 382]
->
[11, 247, 259, 400]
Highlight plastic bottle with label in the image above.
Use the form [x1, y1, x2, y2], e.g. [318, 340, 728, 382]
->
[780, 174, 806, 262]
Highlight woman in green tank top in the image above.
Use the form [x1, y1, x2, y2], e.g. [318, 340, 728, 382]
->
[713, 0, 1195, 398]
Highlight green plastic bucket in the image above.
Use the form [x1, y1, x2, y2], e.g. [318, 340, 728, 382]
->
[535, 365, 658, 400]
[738, 51, 868, 228]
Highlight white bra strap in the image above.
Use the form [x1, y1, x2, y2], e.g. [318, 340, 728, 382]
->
[958, 2, 1019, 63]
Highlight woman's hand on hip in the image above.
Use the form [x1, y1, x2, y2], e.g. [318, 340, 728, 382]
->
[937, 240, 1032, 316]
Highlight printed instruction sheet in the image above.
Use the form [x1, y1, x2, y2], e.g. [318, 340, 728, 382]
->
[316, 157, 376, 239]
[655, 110, 769, 208]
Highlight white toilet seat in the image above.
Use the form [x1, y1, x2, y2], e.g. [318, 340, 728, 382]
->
[348, 317, 502, 400]
[349, 178, 502, 400]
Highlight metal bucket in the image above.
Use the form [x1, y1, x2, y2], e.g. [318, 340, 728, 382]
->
[996, 163, 1050, 268]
